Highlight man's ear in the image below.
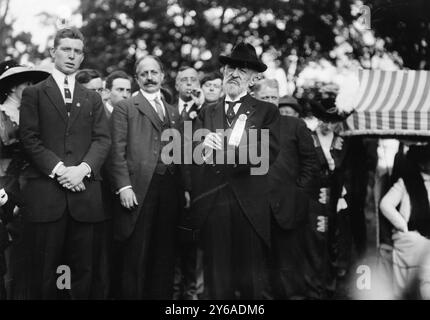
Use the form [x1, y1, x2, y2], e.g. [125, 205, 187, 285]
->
[49, 47, 56, 59]
[249, 72, 261, 87]
[78, 53, 84, 65]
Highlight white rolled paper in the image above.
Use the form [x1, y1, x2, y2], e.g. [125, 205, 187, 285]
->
[228, 114, 247, 147]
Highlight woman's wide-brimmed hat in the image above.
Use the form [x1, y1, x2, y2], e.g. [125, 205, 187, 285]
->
[219, 42, 267, 73]
[0, 60, 20, 76]
[0, 65, 50, 97]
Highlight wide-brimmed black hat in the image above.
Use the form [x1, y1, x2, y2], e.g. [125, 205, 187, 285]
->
[219, 42, 267, 73]
[0, 66, 50, 97]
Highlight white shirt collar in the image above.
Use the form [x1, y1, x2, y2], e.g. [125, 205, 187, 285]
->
[178, 98, 192, 114]
[52, 68, 76, 88]
[225, 91, 247, 103]
[140, 89, 165, 116]
[140, 89, 162, 102]
[51, 68, 77, 100]
[224, 91, 247, 113]
[105, 101, 113, 114]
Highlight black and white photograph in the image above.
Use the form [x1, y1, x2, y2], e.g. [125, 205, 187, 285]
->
[1, 0, 430, 307]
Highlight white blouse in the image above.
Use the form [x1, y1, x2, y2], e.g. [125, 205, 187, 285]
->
[380, 173, 430, 231]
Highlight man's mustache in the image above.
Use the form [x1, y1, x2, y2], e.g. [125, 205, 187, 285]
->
[144, 80, 158, 85]
[227, 77, 240, 84]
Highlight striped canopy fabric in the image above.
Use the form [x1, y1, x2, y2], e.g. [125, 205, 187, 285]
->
[342, 70, 430, 136]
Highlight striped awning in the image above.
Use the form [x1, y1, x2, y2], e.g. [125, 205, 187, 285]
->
[342, 70, 430, 136]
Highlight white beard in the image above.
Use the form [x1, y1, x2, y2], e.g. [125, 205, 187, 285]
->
[223, 82, 246, 99]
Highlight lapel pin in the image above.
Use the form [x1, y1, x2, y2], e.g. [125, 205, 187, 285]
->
[76, 102, 81, 108]
[246, 110, 250, 115]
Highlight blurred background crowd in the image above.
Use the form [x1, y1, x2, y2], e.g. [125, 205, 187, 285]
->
[1, 0, 430, 300]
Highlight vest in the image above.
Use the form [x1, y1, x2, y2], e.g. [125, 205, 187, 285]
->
[153, 106, 176, 175]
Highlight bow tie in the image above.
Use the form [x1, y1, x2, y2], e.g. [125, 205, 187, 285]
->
[225, 98, 244, 105]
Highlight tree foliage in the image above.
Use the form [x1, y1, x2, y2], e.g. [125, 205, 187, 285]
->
[365, 0, 430, 69]
[79, 0, 359, 82]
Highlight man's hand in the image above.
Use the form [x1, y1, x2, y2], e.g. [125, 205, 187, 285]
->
[57, 164, 89, 189]
[319, 188, 329, 205]
[190, 88, 205, 107]
[395, 219, 409, 233]
[203, 132, 223, 150]
[55, 163, 67, 176]
[184, 191, 191, 209]
[120, 188, 138, 210]
[70, 181, 86, 193]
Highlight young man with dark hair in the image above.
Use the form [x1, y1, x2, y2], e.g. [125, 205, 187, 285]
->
[19, 27, 111, 299]
[104, 70, 132, 116]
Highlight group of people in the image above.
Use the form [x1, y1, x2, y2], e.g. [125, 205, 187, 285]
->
[2, 26, 427, 300]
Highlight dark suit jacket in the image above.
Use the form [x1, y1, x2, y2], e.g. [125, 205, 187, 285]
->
[109, 92, 181, 241]
[19, 75, 111, 223]
[175, 101, 200, 122]
[190, 94, 280, 246]
[268, 116, 318, 230]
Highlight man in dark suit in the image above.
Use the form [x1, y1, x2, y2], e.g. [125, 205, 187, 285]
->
[172, 66, 204, 300]
[254, 83, 318, 299]
[175, 66, 204, 123]
[19, 28, 111, 299]
[109, 55, 184, 299]
[190, 43, 280, 299]
[104, 70, 132, 118]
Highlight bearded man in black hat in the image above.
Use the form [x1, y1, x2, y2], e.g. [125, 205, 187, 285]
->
[190, 42, 280, 299]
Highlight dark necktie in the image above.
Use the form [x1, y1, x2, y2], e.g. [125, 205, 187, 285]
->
[181, 103, 188, 120]
[226, 100, 240, 126]
[64, 76, 72, 116]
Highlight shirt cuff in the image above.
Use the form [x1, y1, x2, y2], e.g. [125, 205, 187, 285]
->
[81, 162, 92, 178]
[202, 148, 213, 163]
[116, 185, 132, 195]
[50, 161, 64, 178]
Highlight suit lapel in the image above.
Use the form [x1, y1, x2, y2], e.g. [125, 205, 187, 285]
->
[134, 92, 162, 131]
[210, 99, 225, 131]
[68, 82, 86, 128]
[236, 94, 256, 126]
[43, 76, 68, 123]
[164, 100, 179, 128]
